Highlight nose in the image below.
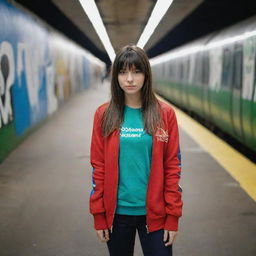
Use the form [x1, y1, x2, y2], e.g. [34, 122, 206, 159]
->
[126, 72, 133, 83]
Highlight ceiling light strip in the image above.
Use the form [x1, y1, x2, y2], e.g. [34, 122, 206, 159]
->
[137, 0, 174, 49]
[78, 0, 116, 62]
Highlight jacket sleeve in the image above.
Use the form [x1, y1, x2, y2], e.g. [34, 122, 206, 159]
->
[89, 108, 108, 230]
[163, 108, 183, 231]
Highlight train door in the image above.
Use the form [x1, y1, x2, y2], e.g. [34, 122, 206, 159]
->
[208, 47, 222, 126]
[231, 44, 244, 139]
[202, 52, 210, 119]
[252, 81, 256, 148]
[194, 52, 203, 116]
[220, 47, 233, 134]
[179, 60, 185, 107]
[251, 54, 256, 149]
[241, 36, 255, 150]
[185, 57, 191, 110]
[176, 60, 183, 105]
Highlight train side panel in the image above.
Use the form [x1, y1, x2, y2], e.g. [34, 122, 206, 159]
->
[242, 36, 256, 150]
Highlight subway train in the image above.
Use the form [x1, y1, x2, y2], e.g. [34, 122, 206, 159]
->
[0, 0, 105, 162]
[151, 16, 256, 153]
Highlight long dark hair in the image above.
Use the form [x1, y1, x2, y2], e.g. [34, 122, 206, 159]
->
[102, 44, 162, 137]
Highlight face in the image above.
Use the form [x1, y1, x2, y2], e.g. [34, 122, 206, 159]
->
[118, 65, 145, 96]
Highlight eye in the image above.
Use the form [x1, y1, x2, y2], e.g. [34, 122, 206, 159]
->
[135, 69, 142, 73]
[119, 70, 125, 74]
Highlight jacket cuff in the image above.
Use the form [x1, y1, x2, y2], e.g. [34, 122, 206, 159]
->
[93, 213, 108, 230]
[164, 214, 179, 231]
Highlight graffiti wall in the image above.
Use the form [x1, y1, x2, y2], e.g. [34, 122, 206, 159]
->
[0, 0, 105, 163]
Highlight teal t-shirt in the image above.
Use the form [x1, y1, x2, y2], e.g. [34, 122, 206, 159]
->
[116, 105, 153, 215]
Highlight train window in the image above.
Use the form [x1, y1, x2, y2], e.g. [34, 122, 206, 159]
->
[174, 64, 178, 81]
[194, 56, 198, 84]
[176, 63, 180, 81]
[173, 61, 176, 80]
[222, 48, 233, 88]
[233, 44, 243, 90]
[179, 61, 184, 81]
[202, 52, 209, 85]
[169, 63, 174, 80]
[162, 64, 166, 78]
[160, 64, 164, 77]
[194, 53, 203, 85]
[186, 57, 190, 82]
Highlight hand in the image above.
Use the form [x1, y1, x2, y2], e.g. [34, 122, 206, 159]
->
[96, 229, 110, 242]
[163, 230, 178, 246]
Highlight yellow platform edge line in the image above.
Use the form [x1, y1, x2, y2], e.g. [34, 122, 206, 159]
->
[157, 95, 256, 202]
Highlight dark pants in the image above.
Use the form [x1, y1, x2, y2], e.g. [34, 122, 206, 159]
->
[107, 214, 172, 256]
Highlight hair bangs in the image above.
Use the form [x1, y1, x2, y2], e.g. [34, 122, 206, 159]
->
[117, 50, 145, 73]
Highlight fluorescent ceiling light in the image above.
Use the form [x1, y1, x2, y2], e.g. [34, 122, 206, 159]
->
[137, 0, 174, 49]
[78, 0, 116, 62]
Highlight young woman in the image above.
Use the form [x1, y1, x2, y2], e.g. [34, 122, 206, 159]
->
[89, 45, 183, 256]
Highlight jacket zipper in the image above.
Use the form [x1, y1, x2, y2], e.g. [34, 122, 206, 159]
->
[110, 133, 119, 233]
[145, 198, 150, 234]
[110, 175, 118, 233]
[110, 204, 116, 233]
[145, 136, 156, 234]
[145, 174, 150, 234]
[146, 224, 149, 234]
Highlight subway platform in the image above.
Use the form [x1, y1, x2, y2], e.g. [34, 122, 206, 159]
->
[0, 82, 256, 256]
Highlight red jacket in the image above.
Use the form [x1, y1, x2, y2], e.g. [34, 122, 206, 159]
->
[89, 100, 183, 232]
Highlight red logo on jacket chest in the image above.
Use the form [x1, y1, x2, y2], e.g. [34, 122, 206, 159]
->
[155, 128, 169, 143]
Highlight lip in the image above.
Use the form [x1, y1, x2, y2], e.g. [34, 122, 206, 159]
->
[125, 85, 136, 88]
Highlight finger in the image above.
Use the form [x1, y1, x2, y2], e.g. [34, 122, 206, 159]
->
[104, 229, 110, 241]
[98, 230, 104, 242]
[96, 230, 102, 240]
[165, 232, 174, 246]
[172, 233, 177, 243]
[96, 230, 105, 242]
[163, 230, 168, 242]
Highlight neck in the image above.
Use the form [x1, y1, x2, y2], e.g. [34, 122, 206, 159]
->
[125, 93, 142, 108]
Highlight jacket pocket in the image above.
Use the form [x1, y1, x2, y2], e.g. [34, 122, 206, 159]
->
[148, 199, 166, 217]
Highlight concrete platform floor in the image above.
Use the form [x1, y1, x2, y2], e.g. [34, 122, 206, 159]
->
[0, 82, 256, 256]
